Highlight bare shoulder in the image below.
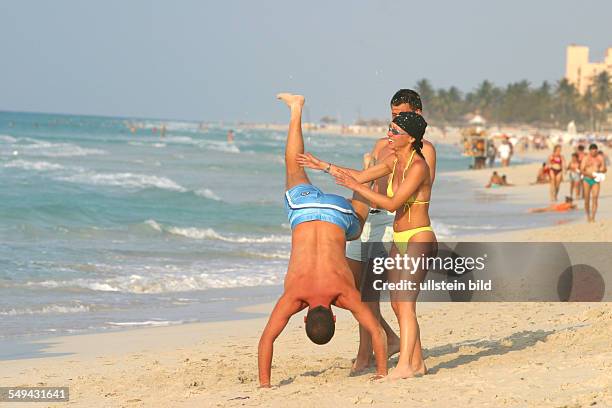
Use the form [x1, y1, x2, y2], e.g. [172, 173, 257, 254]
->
[422, 139, 436, 154]
[372, 138, 388, 156]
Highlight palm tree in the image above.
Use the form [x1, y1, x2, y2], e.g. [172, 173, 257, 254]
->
[415, 79, 436, 111]
[447, 86, 463, 122]
[474, 80, 496, 118]
[534, 81, 553, 124]
[555, 79, 580, 127]
[581, 88, 597, 131]
[592, 71, 611, 130]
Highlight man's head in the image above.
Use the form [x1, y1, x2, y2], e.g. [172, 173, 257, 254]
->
[390, 89, 423, 118]
[578, 144, 585, 153]
[305, 305, 335, 345]
[589, 143, 598, 156]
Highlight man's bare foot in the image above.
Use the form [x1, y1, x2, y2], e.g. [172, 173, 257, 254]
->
[276, 93, 305, 109]
[387, 338, 400, 358]
[411, 362, 427, 376]
[350, 354, 374, 375]
[387, 364, 417, 380]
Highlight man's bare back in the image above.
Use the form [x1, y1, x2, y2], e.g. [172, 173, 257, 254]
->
[257, 93, 387, 388]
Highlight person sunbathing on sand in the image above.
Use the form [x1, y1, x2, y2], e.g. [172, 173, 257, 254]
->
[485, 171, 504, 188]
[533, 162, 551, 185]
[528, 196, 577, 213]
[501, 175, 513, 186]
[257, 93, 388, 388]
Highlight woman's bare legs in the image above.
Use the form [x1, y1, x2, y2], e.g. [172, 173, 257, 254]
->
[387, 232, 436, 380]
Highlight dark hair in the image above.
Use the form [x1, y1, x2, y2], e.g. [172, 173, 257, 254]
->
[305, 306, 335, 345]
[390, 89, 423, 111]
[589, 143, 598, 150]
[578, 145, 585, 151]
[392, 111, 427, 158]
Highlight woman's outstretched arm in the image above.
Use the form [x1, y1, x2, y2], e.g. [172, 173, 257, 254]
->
[334, 161, 427, 212]
[297, 152, 393, 184]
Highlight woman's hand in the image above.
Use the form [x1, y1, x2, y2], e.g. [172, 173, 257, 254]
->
[334, 169, 361, 190]
[297, 153, 326, 170]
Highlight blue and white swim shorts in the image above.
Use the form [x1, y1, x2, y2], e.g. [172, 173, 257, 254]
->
[284, 184, 360, 240]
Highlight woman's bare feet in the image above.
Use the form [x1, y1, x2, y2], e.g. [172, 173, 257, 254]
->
[387, 360, 427, 380]
[387, 364, 417, 380]
[276, 93, 305, 109]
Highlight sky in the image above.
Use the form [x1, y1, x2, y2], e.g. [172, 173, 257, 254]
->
[0, 0, 611, 123]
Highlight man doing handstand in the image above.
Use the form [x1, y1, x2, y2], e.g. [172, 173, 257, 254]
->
[257, 93, 388, 387]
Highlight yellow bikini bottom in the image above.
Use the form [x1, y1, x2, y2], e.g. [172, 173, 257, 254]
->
[393, 225, 434, 255]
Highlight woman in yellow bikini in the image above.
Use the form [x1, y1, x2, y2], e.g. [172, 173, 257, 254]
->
[297, 111, 435, 379]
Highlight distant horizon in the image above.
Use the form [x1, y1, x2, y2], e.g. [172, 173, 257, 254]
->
[0, 75, 589, 124]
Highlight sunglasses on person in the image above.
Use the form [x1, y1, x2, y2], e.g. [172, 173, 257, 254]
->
[388, 125, 407, 136]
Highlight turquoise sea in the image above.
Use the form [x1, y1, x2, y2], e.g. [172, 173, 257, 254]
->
[0, 111, 566, 344]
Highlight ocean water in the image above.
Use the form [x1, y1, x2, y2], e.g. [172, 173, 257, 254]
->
[0, 111, 566, 342]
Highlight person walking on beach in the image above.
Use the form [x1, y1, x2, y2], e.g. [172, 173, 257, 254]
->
[580, 143, 607, 223]
[345, 89, 436, 374]
[576, 144, 586, 198]
[547, 145, 565, 202]
[567, 153, 581, 200]
[257, 93, 388, 388]
[498, 138, 512, 167]
[486, 140, 497, 168]
[299, 111, 435, 379]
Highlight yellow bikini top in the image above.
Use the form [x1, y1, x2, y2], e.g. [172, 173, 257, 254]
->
[387, 149, 429, 221]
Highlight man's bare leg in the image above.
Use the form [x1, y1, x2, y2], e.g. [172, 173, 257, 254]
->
[583, 182, 592, 222]
[349, 258, 401, 373]
[277, 93, 309, 189]
[590, 183, 600, 222]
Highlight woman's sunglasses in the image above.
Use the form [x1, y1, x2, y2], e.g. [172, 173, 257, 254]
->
[388, 125, 407, 136]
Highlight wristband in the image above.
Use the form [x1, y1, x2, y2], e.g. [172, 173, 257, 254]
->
[323, 163, 332, 173]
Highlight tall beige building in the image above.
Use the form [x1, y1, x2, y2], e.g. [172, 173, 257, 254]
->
[565, 45, 612, 94]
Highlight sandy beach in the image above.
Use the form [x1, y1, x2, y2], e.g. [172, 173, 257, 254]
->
[2, 302, 611, 407]
[2, 142, 611, 408]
